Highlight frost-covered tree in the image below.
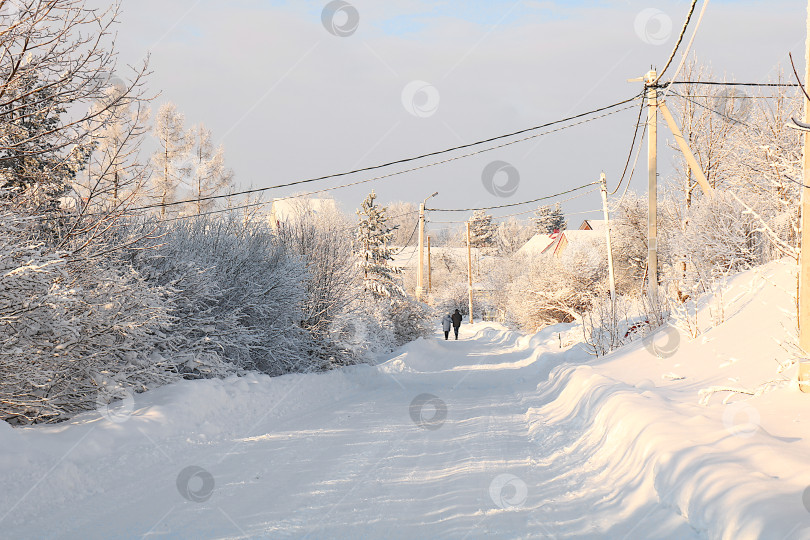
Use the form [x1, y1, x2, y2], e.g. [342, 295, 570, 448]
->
[150, 103, 190, 216]
[76, 86, 151, 212]
[468, 210, 496, 248]
[532, 203, 566, 233]
[354, 190, 403, 298]
[184, 124, 234, 215]
[0, 0, 149, 198]
[496, 217, 533, 255]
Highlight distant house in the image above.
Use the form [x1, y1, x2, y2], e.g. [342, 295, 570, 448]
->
[579, 219, 608, 231]
[516, 221, 607, 259]
[514, 231, 558, 258]
[269, 198, 337, 229]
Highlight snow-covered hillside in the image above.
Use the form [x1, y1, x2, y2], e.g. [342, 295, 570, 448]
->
[1, 259, 808, 539]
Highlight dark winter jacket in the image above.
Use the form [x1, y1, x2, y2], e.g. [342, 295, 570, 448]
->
[451, 311, 462, 328]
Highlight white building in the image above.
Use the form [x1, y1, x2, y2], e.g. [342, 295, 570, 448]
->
[269, 198, 337, 229]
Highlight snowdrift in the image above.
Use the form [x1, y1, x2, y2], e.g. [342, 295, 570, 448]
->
[523, 258, 810, 538]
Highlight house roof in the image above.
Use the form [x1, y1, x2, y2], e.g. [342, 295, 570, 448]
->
[515, 233, 557, 257]
[579, 219, 608, 231]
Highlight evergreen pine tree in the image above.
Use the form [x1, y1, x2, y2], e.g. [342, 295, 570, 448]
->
[354, 191, 403, 298]
[532, 205, 553, 234]
[0, 72, 90, 202]
[468, 210, 496, 248]
[533, 202, 567, 233]
[549, 202, 567, 232]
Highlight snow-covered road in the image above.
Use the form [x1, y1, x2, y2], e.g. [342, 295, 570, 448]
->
[4, 261, 810, 540]
[1, 324, 698, 539]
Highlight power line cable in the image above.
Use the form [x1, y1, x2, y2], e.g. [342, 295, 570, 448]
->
[658, 0, 709, 94]
[664, 81, 801, 88]
[656, 0, 699, 83]
[667, 89, 810, 189]
[122, 102, 640, 225]
[427, 183, 599, 213]
[119, 94, 644, 214]
[610, 99, 647, 195]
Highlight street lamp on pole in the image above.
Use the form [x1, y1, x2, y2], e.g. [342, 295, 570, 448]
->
[416, 191, 439, 300]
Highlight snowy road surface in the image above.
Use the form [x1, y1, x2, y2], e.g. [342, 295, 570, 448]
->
[3, 260, 810, 539]
[0, 325, 696, 539]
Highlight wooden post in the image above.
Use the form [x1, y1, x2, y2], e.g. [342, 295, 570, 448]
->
[646, 70, 659, 309]
[466, 221, 474, 324]
[416, 202, 425, 299]
[427, 235, 432, 294]
[600, 173, 616, 311]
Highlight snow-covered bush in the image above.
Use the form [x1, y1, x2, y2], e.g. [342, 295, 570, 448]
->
[126, 216, 310, 376]
[0, 201, 177, 424]
[275, 200, 364, 365]
[506, 237, 609, 332]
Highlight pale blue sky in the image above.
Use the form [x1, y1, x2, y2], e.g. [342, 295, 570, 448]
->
[99, 0, 804, 223]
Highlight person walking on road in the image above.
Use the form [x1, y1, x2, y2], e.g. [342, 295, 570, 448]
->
[451, 309, 463, 340]
[441, 313, 452, 340]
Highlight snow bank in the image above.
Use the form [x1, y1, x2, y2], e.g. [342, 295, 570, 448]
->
[0, 364, 382, 532]
[523, 258, 810, 538]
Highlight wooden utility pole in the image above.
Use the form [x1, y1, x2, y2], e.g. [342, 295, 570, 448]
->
[416, 192, 438, 300]
[801, 2, 810, 355]
[600, 173, 616, 312]
[427, 235, 432, 294]
[416, 201, 425, 299]
[466, 221, 474, 324]
[646, 69, 659, 308]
